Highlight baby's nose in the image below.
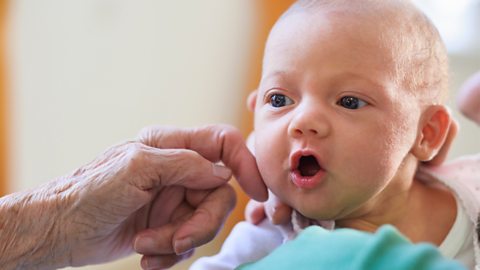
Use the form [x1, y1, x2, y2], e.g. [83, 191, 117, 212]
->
[290, 125, 319, 137]
[287, 108, 331, 139]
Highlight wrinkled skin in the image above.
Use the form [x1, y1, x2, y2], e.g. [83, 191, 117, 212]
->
[0, 125, 267, 270]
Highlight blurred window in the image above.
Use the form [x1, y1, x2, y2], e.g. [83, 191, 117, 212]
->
[414, 0, 480, 54]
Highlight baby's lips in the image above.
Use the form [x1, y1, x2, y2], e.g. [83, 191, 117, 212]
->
[289, 149, 322, 171]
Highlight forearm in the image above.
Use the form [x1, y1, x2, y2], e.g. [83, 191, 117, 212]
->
[0, 178, 74, 270]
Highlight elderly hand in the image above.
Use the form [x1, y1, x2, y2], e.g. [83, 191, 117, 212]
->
[0, 125, 267, 270]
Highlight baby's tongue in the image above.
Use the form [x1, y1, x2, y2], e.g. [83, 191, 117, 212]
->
[299, 156, 320, 176]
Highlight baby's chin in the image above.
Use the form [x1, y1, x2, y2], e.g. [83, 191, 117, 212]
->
[288, 200, 340, 222]
[297, 208, 335, 222]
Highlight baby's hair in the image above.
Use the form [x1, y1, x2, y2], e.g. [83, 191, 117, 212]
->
[280, 0, 449, 105]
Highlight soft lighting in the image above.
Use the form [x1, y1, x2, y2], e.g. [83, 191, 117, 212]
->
[414, 0, 480, 54]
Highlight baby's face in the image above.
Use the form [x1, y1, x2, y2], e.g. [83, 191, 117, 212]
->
[253, 11, 423, 221]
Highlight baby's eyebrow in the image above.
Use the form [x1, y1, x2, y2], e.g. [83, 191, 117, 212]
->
[327, 71, 389, 94]
[258, 71, 295, 96]
[260, 70, 291, 82]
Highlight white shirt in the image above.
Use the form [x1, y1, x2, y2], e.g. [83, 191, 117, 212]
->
[439, 195, 475, 269]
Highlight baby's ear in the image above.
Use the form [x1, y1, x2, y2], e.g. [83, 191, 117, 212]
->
[412, 105, 452, 162]
[247, 90, 258, 112]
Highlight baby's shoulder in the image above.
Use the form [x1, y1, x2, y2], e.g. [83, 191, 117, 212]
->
[419, 154, 480, 216]
[424, 154, 480, 183]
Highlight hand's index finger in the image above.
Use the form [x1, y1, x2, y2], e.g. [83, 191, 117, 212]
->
[138, 125, 267, 201]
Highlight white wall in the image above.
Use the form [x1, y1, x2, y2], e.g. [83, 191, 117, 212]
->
[8, 1, 257, 269]
[6, 1, 480, 270]
[8, 0, 257, 189]
[447, 54, 480, 158]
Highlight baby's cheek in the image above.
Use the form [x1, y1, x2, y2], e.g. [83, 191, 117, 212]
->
[254, 144, 291, 202]
[355, 123, 414, 182]
[254, 145, 280, 183]
[374, 125, 416, 176]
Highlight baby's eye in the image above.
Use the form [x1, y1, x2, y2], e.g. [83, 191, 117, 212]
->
[269, 94, 294, 108]
[337, 96, 368, 110]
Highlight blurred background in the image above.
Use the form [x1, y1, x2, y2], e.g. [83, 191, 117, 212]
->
[0, 1, 479, 269]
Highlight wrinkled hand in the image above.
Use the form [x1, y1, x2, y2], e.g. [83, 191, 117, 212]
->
[60, 125, 266, 269]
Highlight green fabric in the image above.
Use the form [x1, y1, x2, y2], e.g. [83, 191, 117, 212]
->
[237, 225, 466, 270]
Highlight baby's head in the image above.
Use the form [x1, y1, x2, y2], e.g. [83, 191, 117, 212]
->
[248, 0, 452, 221]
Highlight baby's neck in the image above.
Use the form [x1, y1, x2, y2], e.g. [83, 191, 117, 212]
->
[335, 179, 456, 246]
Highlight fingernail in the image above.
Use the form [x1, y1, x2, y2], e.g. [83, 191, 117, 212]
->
[174, 238, 193, 255]
[140, 257, 149, 269]
[134, 236, 156, 253]
[212, 164, 232, 179]
[142, 257, 161, 270]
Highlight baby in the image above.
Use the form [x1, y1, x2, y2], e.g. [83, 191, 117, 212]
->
[192, 0, 480, 269]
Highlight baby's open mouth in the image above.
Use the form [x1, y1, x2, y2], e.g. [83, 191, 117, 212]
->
[290, 152, 325, 188]
[298, 155, 321, 177]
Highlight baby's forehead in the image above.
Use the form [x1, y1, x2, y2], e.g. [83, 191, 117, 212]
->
[266, 0, 448, 104]
[271, 1, 416, 61]
[282, 1, 412, 38]
[264, 10, 401, 82]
